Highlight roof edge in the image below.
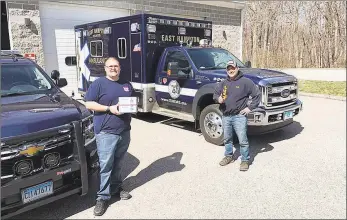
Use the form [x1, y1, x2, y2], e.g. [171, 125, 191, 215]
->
[185, 1, 246, 10]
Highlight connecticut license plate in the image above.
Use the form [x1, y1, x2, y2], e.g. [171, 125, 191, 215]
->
[21, 181, 53, 204]
[283, 111, 294, 120]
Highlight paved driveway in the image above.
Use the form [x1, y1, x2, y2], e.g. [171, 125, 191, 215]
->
[12, 96, 346, 219]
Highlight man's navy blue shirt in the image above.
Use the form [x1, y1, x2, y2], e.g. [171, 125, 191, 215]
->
[85, 76, 134, 135]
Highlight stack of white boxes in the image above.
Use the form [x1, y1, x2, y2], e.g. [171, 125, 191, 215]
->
[118, 97, 138, 113]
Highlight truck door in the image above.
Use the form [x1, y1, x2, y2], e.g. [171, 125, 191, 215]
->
[155, 48, 197, 114]
[112, 21, 131, 82]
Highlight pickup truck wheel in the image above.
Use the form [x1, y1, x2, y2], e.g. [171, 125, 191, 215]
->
[199, 104, 224, 146]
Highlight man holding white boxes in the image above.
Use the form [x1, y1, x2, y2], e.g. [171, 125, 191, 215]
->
[84, 57, 137, 216]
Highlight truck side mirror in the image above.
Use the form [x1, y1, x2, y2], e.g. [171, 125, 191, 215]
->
[57, 78, 68, 88]
[245, 61, 252, 68]
[51, 70, 60, 80]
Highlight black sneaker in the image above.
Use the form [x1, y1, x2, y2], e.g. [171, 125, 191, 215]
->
[94, 199, 108, 216]
[119, 188, 132, 200]
[219, 156, 235, 166]
[111, 187, 132, 200]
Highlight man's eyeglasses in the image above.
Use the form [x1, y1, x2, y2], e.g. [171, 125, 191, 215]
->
[105, 65, 119, 68]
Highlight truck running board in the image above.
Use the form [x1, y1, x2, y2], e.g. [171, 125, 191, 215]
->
[152, 107, 195, 122]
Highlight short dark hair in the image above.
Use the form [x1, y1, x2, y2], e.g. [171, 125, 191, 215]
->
[105, 57, 120, 64]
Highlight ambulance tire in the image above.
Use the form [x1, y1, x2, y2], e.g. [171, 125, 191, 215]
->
[199, 104, 224, 146]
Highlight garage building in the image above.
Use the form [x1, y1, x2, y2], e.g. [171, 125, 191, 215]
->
[3, 0, 245, 96]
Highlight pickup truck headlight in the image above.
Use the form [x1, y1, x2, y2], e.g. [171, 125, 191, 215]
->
[82, 115, 95, 146]
[255, 85, 266, 107]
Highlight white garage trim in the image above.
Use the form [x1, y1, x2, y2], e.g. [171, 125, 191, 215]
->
[39, 1, 130, 95]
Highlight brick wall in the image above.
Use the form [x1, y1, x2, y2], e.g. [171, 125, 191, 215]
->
[61, 0, 242, 26]
[7, 1, 39, 10]
[7, 0, 243, 68]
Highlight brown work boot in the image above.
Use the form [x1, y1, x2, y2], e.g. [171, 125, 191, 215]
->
[219, 156, 235, 166]
[240, 161, 249, 171]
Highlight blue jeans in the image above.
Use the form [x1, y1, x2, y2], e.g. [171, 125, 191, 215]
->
[222, 114, 250, 162]
[95, 130, 130, 201]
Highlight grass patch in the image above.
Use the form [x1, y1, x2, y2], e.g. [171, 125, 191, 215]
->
[298, 80, 346, 97]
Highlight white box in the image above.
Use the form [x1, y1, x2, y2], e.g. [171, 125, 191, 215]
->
[118, 97, 138, 113]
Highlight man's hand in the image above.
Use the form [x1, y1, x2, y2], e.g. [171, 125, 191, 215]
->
[218, 95, 225, 104]
[240, 107, 251, 115]
[109, 104, 121, 115]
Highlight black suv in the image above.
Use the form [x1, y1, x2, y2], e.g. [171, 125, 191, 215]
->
[1, 52, 98, 218]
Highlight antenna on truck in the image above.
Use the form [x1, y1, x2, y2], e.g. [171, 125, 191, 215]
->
[187, 40, 193, 48]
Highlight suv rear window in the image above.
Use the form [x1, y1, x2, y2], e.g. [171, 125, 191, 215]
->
[1, 64, 53, 97]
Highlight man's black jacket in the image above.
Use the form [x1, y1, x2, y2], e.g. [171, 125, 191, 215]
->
[213, 71, 261, 116]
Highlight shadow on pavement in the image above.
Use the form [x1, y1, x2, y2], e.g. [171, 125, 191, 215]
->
[134, 113, 304, 166]
[249, 121, 304, 143]
[122, 152, 185, 193]
[232, 121, 304, 165]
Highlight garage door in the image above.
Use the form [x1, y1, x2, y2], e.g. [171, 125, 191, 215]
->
[39, 2, 129, 96]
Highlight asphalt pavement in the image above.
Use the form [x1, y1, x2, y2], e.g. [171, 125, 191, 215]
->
[12, 96, 346, 219]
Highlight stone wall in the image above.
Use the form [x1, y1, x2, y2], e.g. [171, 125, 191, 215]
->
[7, 0, 243, 69]
[212, 25, 242, 58]
[7, 1, 45, 68]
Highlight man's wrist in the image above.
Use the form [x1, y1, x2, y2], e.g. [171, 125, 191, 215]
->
[105, 106, 110, 112]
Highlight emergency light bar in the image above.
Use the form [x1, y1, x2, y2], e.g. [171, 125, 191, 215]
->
[147, 16, 212, 29]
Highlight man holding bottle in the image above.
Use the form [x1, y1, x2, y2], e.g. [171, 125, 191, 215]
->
[213, 60, 261, 171]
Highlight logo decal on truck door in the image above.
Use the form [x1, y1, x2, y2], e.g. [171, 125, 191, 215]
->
[168, 80, 181, 99]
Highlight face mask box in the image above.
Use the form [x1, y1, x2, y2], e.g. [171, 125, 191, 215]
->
[118, 97, 138, 113]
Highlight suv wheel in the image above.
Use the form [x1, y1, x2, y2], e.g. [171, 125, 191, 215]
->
[199, 104, 224, 146]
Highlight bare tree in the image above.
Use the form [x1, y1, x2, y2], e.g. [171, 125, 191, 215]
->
[242, 1, 346, 68]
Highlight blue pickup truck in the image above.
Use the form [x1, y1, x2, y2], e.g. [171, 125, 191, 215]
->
[74, 13, 303, 145]
[0, 51, 98, 218]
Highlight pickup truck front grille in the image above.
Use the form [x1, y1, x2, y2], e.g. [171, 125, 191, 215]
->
[260, 81, 298, 109]
[1, 125, 75, 186]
